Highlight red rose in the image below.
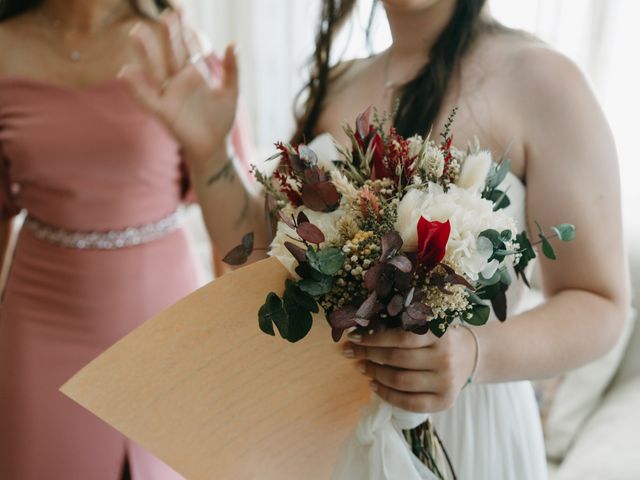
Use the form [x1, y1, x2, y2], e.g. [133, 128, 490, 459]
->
[370, 132, 388, 180]
[416, 216, 451, 271]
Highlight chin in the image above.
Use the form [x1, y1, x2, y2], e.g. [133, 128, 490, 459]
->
[381, 0, 446, 11]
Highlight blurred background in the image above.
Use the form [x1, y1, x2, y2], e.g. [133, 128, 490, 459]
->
[180, 0, 639, 241]
[177, 1, 640, 478]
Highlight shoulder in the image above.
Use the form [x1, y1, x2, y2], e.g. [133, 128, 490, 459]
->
[487, 32, 593, 114]
[326, 55, 377, 98]
[0, 16, 33, 75]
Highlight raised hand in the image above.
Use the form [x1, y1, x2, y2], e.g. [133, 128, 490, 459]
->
[119, 12, 238, 164]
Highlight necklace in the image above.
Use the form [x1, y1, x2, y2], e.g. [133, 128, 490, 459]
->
[37, 3, 131, 62]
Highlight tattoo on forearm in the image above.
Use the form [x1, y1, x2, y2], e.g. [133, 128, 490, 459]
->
[207, 157, 236, 186]
[235, 190, 250, 228]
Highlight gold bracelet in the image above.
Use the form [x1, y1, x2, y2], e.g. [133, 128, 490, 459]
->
[454, 324, 480, 387]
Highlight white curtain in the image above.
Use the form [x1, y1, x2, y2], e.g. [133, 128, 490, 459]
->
[181, 0, 640, 235]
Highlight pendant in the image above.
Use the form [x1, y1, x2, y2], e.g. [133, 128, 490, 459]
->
[70, 51, 81, 62]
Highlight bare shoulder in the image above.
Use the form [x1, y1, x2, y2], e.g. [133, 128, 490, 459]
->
[0, 15, 36, 74]
[486, 30, 592, 110]
[326, 55, 377, 98]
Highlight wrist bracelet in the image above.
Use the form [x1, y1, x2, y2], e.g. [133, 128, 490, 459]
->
[455, 324, 480, 388]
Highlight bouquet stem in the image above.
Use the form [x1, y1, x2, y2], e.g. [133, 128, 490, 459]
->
[404, 420, 457, 480]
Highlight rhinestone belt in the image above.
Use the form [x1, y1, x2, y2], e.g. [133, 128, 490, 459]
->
[23, 210, 183, 250]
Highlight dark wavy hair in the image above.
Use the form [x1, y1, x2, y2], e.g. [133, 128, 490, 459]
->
[293, 0, 490, 142]
[0, 0, 173, 21]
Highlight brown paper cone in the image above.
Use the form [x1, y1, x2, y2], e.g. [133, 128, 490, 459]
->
[60, 257, 370, 479]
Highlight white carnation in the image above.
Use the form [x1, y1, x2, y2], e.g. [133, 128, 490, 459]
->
[395, 184, 517, 280]
[458, 150, 492, 193]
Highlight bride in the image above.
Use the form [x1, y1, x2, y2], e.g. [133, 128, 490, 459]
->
[123, 0, 630, 478]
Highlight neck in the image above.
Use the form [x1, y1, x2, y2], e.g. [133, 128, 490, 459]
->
[383, 0, 458, 56]
[39, 0, 132, 32]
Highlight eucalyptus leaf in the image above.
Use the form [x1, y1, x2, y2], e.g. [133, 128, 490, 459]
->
[258, 293, 287, 337]
[553, 224, 576, 242]
[314, 248, 345, 275]
[466, 304, 491, 326]
[283, 293, 313, 343]
[285, 280, 319, 313]
[540, 236, 557, 260]
[298, 274, 333, 296]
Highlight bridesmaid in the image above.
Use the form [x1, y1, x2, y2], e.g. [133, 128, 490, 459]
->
[125, 1, 630, 478]
[0, 1, 266, 479]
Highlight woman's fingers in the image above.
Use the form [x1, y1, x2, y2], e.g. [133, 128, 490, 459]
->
[370, 382, 446, 413]
[359, 361, 442, 393]
[222, 44, 239, 92]
[345, 343, 435, 369]
[347, 328, 436, 349]
[159, 12, 184, 75]
[129, 22, 165, 87]
[118, 65, 161, 114]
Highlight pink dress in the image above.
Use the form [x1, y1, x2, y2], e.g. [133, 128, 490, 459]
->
[0, 76, 240, 479]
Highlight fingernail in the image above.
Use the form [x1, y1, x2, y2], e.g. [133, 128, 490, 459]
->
[348, 333, 362, 343]
[342, 348, 354, 358]
[370, 381, 378, 392]
[357, 362, 366, 373]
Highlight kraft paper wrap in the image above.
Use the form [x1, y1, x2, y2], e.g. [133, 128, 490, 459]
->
[60, 257, 370, 479]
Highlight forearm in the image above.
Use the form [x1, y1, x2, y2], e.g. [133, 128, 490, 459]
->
[474, 289, 628, 384]
[189, 145, 270, 260]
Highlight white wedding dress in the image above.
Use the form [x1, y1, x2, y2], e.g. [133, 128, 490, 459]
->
[429, 171, 548, 479]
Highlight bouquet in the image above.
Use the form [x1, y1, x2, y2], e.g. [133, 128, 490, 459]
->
[225, 107, 574, 479]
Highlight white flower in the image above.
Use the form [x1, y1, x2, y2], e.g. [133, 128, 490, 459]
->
[307, 133, 340, 172]
[409, 136, 445, 179]
[269, 205, 347, 275]
[395, 184, 517, 280]
[458, 150, 492, 193]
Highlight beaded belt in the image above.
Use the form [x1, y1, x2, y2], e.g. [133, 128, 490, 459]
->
[23, 210, 183, 250]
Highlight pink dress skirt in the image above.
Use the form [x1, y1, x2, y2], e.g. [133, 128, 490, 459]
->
[0, 77, 219, 479]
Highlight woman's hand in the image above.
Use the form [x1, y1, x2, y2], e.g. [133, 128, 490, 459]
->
[119, 12, 238, 165]
[342, 327, 477, 413]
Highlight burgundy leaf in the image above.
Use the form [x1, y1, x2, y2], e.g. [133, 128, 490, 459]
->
[406, 302, 432, 321]
[328, 306, 359, 329]
[332, 327, 345, 342]
[387, 294, 404, 317]
[376, 267, 394, 298]
[288, 153, 304, 173]
[356, 106, 373, 139]
[356, 292, 382, 320]
[222, 244, 249, 266]
[394, 270, 413, 291]
[388, 255, 413, 273]
[301, 181, 341, 212]
[297, 211, 309, 225]
[297, 222, 325, 244]
[278, 211, 296, 229]
[401, 311, 427, 330]
[440, 264, 474, 290]
[303, 167, 321, 184]
[354, 317, 371, 327]
[364, 262, 384, 292]
[284, 241, 307, 263]
[380, 232, 403, 262]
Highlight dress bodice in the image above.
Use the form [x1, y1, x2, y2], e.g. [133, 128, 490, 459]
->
[0, 77, 186, 231]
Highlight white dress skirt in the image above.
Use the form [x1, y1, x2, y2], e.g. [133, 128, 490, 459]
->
[430, 172, 548, 480]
